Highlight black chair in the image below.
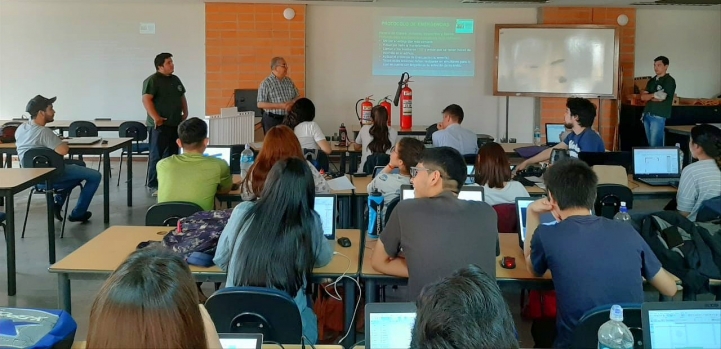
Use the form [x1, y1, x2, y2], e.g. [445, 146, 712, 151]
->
[595, 184, 634, 219]
[145, 201, 203, 226]
[21, 148, 80, 239]
[0, 212, 6, 238]
[68, 121, 101, 169]
[205, 286, 303, 344]
[384, 197, 400, 223]
[571, 303, 643, 349]
[117, 121, 150, 186]
[363, 153, 390, 175]
[476, 134, 494, 149]
[304, 148, 329, 173]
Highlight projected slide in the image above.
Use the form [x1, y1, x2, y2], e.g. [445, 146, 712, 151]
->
[373, 17, 475, 77]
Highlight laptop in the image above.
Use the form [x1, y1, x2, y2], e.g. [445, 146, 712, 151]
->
[314, 194, 336, 240]
[65, 137, 101, 145]
[400, 185, 484, 202]
[373, 166, 400, 178]
[218, 333, 263, 349]
[365, 302, 417, 349]
[465, 165, 475, 185]
[545, 123, 567, 146]
[180, 145, 233, 166]
[516, 197, 558, 249]
[642, 301, 721, 349]
[632, 147, 681, 186]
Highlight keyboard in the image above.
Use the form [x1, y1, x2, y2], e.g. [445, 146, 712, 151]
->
[636, 177, 679, 186]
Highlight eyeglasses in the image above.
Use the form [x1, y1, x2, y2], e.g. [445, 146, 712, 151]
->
[390, 145, 397, 154]
[410, 166, 434, 178]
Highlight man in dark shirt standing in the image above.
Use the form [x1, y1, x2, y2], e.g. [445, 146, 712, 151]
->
[370, 147, 499, 300]
[641, 55, 676, 147]
[142, 52, 188, 191]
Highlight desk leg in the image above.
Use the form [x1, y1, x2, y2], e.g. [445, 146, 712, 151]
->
[356, 195, 364, 232]
[340, 152, 347, 174]
[349, 153, 359, 174]
[343, 277, 357, 346]
[58, 273, 71, 313]
[103, 151, 111, 224]
[4, 194, 16, 296]
[365, 279, 377, 303]
[127, 145, 133, 207]
[339, 196, 351, 229]
[46, 180, 56, 264]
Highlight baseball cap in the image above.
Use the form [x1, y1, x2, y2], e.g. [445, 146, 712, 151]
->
[25, 95, 57, 117]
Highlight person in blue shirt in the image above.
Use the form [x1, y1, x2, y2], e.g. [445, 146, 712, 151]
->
[523, 159, 677, 348]
[431, 104, 478, 156]
[515, 98, 605, 172]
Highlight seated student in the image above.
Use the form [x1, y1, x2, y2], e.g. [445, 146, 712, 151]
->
[156, 117, 233, 211]
[283, 97, 332, 155]
[367, 137, 425, 215]
[87, 247, 221, 349]
[677, 124, 721, 221]
[240, 125, 330, 201]
[370, 147, 499, 300]
[352, 105, 398, 171]
[15, 95, 100, 222]
[214, 157, 333, 343]
[475, 142, 529, 206]
[411, 264, 519, 349]
[515, 97, 605, 172]
[524, 159, 678, 348]
[432, 104, 478, 156]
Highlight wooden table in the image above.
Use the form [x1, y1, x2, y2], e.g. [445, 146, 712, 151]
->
[523, 174, 677, 199]
[0, 138, 135, 223]
[501, 142, 536, 156]
[0, 168, 56, 296]
[351, 124, 429, 136]
[0, 119, 131, 135]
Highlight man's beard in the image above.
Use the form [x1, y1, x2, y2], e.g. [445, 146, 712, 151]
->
[564, 123, 573, 129]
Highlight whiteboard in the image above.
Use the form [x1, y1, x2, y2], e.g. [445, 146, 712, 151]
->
[494, 25, 619, 98]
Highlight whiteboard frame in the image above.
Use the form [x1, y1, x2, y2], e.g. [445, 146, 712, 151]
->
[493, 24, 620, 99]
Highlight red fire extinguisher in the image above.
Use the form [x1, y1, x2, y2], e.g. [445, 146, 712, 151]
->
[355, 95, 374, 126]
[400, 77, 413, 130]
[378, 96, 392, 126]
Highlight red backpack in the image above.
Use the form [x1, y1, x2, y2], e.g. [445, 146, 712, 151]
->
[522, 290, 557, 319]
[0, 123, 19, 143]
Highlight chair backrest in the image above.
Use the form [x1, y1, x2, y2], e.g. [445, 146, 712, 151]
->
[363, 153, 390, 175]
[21, 148, 64, 178]
[595, 184, 634, 219]
[68, 121, 99, 137]
[463, 154, 476, 165]
[205, 286, 303, 344]
[118, 121, 148, 143]
[304, 148, 329, 172]
[384, 197, 400, 223]
[550, 148, 571, 165]
[593, 165, 629, 186]
[145, 202, 203, 226]
[493, 203, 518, 234]
[571, 303, 643, 349]
[476, 134, 494, 149]
[697, 196, 721, 223]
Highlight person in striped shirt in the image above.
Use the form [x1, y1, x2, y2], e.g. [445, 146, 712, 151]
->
[676, 124, 721, 221]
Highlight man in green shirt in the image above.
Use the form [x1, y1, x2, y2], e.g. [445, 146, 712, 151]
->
[157, 117, 234, 211]
[142, 52, 188, 191]
[641, 56, 676, 147]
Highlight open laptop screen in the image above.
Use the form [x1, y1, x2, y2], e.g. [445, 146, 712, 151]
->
[633, 147, 679, 176]
[314, 195, 336, 239]
[218, 333, 262, 349]
[369, 312, 416, 349]
[401, 186, 482, 201]
[516, 198, 557, 244]
[545, 124, 567, 145]
[465, 165, 475, 184]
[180, 146, 232, 166]
[646, 308, 721, 349]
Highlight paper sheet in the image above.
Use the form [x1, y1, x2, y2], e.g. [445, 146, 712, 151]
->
[327, 176, 356, 191]
[525, 176, 544, 183]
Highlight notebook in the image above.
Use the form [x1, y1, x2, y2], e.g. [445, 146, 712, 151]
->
[545, 123, 567, 146]
[65, 137, 101, 145]
[365, 302, 417, 349]
[642, 301, 721, 349]
[180, 146, 232, 166]
[400, 185, 483, 202]
[515, 197, 558, 249]
[314, 194, 336, 240]
[632, 147, 680, 186]
[218, 333, 262, 349]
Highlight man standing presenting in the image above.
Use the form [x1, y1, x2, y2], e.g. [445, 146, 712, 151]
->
[641, 56, 676, 147]
[143, 52, 188, 192]
[257, 57, 300, 133]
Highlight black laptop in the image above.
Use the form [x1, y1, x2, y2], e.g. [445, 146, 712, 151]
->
[632, 147, 681, 186]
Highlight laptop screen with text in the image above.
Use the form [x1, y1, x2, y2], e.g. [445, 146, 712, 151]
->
[314, 195, 336, 239]
[647, 308, 721, 349]
[633, 148, 679, 176]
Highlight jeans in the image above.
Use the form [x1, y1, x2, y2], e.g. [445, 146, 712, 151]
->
[147, 124, 179, 188]
[643, 112, 666, 147]
[38, 161, 101, 218]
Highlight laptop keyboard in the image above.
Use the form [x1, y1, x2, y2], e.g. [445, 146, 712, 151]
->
[639, 177, 678, 185]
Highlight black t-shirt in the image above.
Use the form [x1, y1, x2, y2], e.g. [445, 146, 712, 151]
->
[142, 72, 186, 127]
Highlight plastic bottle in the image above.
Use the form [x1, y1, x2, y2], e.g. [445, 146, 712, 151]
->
[240, 144, 254, 178]
[675, 143, 684, 171]
[339, 123, 348, 147]
[534, 126, 542, 146]
[613, 202, 631, 223]
[598, 305, 634, 349]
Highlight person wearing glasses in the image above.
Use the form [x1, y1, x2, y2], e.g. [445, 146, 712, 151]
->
[257, 57, 300, 133]
[370, 146, 499, 300]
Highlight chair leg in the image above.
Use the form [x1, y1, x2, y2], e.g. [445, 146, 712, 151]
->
[21, 189, 35, 238]
[117, 152, 124, 186]
[60, 191, 71, 239]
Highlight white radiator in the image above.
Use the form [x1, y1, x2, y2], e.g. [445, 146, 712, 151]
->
[205, 109, 255, 145]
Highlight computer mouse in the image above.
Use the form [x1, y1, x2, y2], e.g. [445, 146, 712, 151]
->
[337, 237, 352, 248]
[501, 256, 516, 269]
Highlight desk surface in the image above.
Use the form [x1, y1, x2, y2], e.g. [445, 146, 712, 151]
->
[501, 143, 535, 154]
[0, 137, 132, 150]
[352, 175, 373, 195]
[666, 125, 693, 135]
[523, 174, 676, 195]
[0, 168, 55, 189]
[50, 226, 362, 277]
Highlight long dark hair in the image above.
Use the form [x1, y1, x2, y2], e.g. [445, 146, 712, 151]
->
[232, 157, 318, 297]
[475, 142, 512, 189]
[691, 124, 721, 170]
[368, 105, 391, 153]
[283, 98, 316, 130]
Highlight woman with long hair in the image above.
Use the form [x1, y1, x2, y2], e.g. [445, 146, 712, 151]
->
[87, 247, 221, 349]
[474, 142, 528, 206]
[214, 157, 334, 343]
[282, 97, 332, 154]
[367, 137, 425, 214]
[240, 125, 330, 200]
[352, 105, 398, 171]
[676, 123, 721, 221]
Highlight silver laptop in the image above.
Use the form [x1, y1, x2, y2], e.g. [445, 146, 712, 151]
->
[65, 137, 101, 145]
[365, 302, 416, 349]
[401, 185, 483, 202]
[545, 123, 567, 146]
[315, 194, 336, 240]
[642, 301, 721, 349]
[218, 333, 262, 349]
[516, 197, 557, 250]
[632, 147, 680, 186]
[180, 145, 232, 166]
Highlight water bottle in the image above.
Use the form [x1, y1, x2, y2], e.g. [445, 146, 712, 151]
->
[367, 190, 384, 239]
[240, 144, 254, 178]
[339, 123, 348, 147]
[613, 202, 631, 223]
[675, 143, 684, 170]
[598, 305, 634, 349]
[534, 126, 542, 146]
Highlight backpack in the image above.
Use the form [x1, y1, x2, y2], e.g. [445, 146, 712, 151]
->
[0, 123, 19, 143]
[0, 307, 77, 349]
[161, 209, 233, 259]
[522, 290, 557, 320]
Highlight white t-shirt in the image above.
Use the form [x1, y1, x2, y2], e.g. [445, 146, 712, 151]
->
[367, 172, 411, 217]
[294, 121, 326, 150]
[482, 181, 530, 206]
[355, 124, 398, 171]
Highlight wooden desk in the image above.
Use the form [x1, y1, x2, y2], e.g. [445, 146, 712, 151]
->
[501, 143, 536, 155]
[73, 342, 343, 349]
[352, 175, 373, 196]
[523, 175, 677, 198]
[666, 125, 693, 136]
[351, 124, 429, 136]
[0, 168, 56, 296]
[1, 119, 130, 134]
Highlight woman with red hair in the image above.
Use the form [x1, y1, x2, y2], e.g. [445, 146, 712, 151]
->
[240, 125, 330, 200]
[474, 142, 528, 206]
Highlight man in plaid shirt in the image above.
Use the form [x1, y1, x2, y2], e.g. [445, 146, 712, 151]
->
[257, 57, 300, 133]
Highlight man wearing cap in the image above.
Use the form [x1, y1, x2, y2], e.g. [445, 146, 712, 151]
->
[15, 95, 100, 222]
[257, 56, 300, 133]
[142, 52, 188, 192]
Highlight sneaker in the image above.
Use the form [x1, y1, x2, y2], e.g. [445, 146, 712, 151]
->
[68, 212, 92, 223]
[151, 190, 158, 197]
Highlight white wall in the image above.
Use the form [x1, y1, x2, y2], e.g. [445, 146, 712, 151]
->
[306, 6, 538, 142]
[0, 1, 206, 127]
[635, 8, 721, 98]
